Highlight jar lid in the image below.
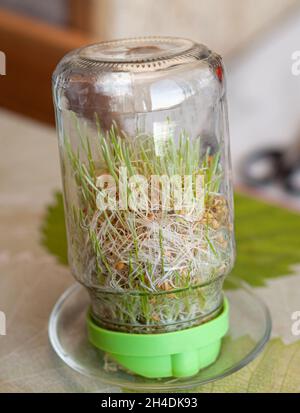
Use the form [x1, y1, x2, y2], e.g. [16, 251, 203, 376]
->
[87, 299, 229, 378]
[77, 37, 212, 72]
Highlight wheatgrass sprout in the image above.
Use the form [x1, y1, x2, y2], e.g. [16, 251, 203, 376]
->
[65, 119, 234, 332]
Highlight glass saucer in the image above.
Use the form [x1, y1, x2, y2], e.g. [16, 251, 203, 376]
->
[48, 276, 271, 391]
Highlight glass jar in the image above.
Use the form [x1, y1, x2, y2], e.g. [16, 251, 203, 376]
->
[52, 37, 235, 335]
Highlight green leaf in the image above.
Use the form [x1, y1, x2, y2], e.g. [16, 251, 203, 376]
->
[40, 191, 300, 287]
[40, 192, 68, 265]
[232, 193, 300, 286]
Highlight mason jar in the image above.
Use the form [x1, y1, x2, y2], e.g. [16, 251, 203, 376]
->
[52, 37, 235, 345]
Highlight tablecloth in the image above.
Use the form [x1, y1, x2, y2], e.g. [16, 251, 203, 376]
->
[0, 109, 299, 392]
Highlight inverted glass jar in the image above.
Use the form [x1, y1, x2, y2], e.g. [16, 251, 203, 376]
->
[52, 37, 235, 335]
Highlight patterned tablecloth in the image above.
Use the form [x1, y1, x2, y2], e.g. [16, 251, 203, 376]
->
[0, 109, 299, 393]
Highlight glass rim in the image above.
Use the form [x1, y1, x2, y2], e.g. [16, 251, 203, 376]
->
[90, 300, 223, 331]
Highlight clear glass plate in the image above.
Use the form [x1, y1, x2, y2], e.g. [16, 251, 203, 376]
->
[48, 276, 271, 391]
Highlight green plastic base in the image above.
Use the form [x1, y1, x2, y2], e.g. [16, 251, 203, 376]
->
[87, 299, 229, 378]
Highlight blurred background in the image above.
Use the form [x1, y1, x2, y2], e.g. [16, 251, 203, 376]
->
[1, 0, 300, 393]
[1, 0, 300, 205]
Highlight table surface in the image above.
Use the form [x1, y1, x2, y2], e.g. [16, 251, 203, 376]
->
[0, 105, 300, 392]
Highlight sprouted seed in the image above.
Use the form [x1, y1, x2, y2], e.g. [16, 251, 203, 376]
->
[64, 119, 234, 333]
